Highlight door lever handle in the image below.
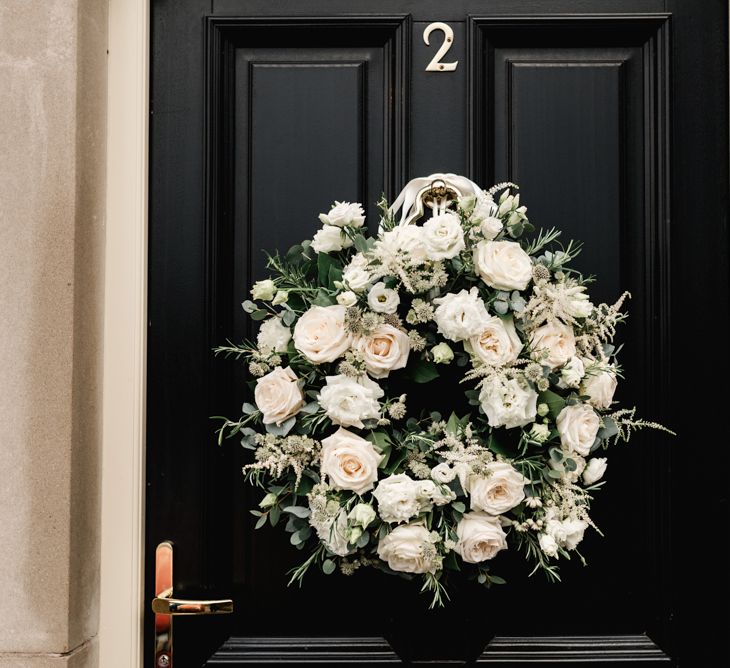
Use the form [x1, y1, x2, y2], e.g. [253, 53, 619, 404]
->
[153, 541, 233, 668]
[152, 587, 233, 615]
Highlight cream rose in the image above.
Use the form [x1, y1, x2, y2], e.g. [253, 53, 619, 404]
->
[583, 457, 608, 485]
[254, 366, 304, 425]
[466, 315, 522, 366]
[367, 282, 400, 314]
[530, 321, 576, 369]
[454, 511, 508, 563]
[320, 427, 383, 494]
[580, 368, 618, 409]
[433, 287, 491, 342]
[556, 403, 600, 456]
[354, 324, 410, 378]
[479, 375, 538, 429]
[317, 374, 383, 429]
[463, 462, 528, 515]
[293, 305, 352, 364]
[318, 201, 365, 228]
[421, 212, 466, 260]
[377, 523, 441, 574]
[257, 316, 291, 353]
[342, 253, 375, 292]
[311, 224, 353, 253]
[473, 240, 532, 290]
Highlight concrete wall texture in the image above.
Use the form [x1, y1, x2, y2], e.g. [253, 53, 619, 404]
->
[0, 1, 107, 664]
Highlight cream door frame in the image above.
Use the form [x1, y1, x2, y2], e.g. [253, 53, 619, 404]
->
[99, 0, 149, 665]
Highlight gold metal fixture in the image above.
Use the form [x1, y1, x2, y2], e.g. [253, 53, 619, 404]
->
[153, 541, 233, 667]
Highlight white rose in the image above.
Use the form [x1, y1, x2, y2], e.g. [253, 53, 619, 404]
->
[317, 374, 383, 429]
[538, 533, 559, 558]
[375, 225, 428, 264]
[348, 503, 376, 529]
[466, 315, 523, 366]
[473, 240, 532, 291]
[433, 288, 491, 342]
[354, 324, 410, 378]
[480, 216, 504, 240]
[547, 517, 587, 551]
[318, 201, 366, 228]
[342, 253, 375, 292]
[556, 403, 600, 456]
[558, 356, 586, 388]
[479, 375, 538, 429]
[463, 461, 528, 515]
[293, 305, 352, 364]
[421, 212, 466, 260]
[257, 317, 291, 353]
[336, 290, 358, 307]
[311, 224, 353, 253]
[367, 282, 400, 314]
[320, 427, 383, 494]
[254, 366, 304, 425]
[530, 321, 576, 369]
[583, 457, 607, 485]
[431, 463, 456, 483]
[250, 279, 276, 301]
[377, 523, 440, 574]
[373, 474, 425, 523]
[580, 369, 618, 409]
[455, 511, 508, 563]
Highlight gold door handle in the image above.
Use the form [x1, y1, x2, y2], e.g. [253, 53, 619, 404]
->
[153, 541, 233, 668]
[152, 587, 233, 615]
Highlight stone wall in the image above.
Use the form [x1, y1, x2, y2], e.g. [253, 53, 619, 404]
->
[0, 1, 107, 665]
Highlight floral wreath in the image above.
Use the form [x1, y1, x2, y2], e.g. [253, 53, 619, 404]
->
[216, 173, 671, 606]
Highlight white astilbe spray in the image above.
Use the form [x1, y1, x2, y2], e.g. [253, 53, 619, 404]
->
[575, 291, 631, 361]
[522, 277, 592, 330]
[243, 434, 320, 488]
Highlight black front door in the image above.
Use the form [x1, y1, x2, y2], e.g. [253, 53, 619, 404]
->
[147, 1, 729, 665]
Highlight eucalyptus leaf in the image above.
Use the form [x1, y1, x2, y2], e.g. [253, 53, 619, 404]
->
[282, 309, 296, 326]
[322, 559, 336, 575]
[241, 300, 257, 313]
[241, 402, 257, 415]
[250, 309, 269, 321]
[283, 505, 310, 519]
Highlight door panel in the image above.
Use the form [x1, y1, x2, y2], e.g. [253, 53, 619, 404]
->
[148, 1, 729, 665]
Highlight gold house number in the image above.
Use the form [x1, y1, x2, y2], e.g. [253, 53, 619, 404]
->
[423, 22, 458, 72]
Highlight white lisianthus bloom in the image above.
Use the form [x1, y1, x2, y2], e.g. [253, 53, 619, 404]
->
[272, 290, 288, 306]
[580, 368, 618, 409]
[336, 290, 358, 307]
[373, 474, 425, 523]
[254, 366, 305, 425]
[463, 461, 528, 515]
[320, 427, 383, 494]
[530, 321, 577, 369]
[558, 356, 586, 388]
[538, 532, 559, 558]
[354, 324, 411, 378]
[480, 216, 504, 240]
[556, 403, 600, 456]
[311, 224, 353, 254]
[348, 503, 376, 529]
[318, 201, 366, 228]
[367, 282, 400, 314]
[565, 285, 594, 318]
[546, 516, 588, 551]
[293, 305, 352, 364]
[479, 375, 538, 429]
[454, 511, 508, 563]
[377, 523, 441, 574]
[431, 342, 454, 364]
[431, 462, 456, 483]
[473, 240, 532, 290]
[465, 315, 523, 366]
[421, 212, 466, 260]
[250, 279, 276, 301]
[583, 457, 608, 485]
[342, 253, 375, 292]
[375, 225, 428, 264]
[257, 316, 291, 353]
[317, 374, 384, 429]
[433, 287, 491, 342]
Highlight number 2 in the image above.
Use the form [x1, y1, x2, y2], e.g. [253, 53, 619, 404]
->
[423, 22, 458, 72]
